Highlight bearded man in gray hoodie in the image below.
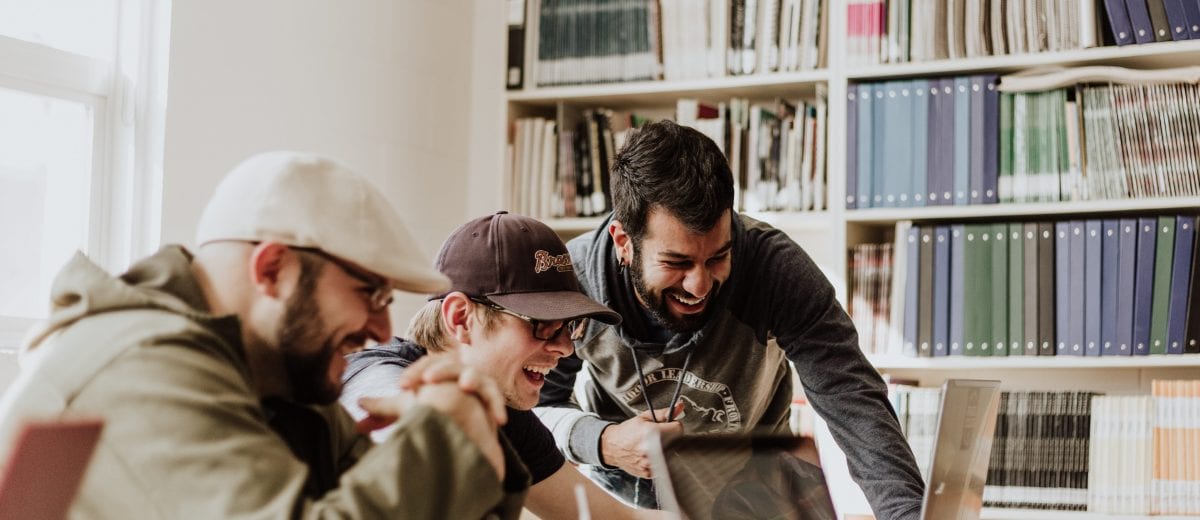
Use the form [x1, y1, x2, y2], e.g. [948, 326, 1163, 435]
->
[534, 120, 925, 520]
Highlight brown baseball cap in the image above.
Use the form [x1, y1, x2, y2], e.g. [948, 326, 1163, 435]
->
[434, 211, 620, 325]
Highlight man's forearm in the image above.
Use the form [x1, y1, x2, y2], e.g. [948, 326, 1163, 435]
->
[533, 406, 613, 466]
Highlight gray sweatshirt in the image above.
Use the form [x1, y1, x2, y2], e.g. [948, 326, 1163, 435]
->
[534, 213, 924, 520]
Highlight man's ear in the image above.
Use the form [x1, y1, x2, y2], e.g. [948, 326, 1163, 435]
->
[247, 242, 293, 299]
[609, 220, 633, 266]
[441, 292, 474, 345]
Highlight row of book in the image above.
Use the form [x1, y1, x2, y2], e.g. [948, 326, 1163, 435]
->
[507, 0, 829, 89]
[849, 215, 1200, 358]
[1089, 382, 1200, 516]
[890, 383, 1200, 514]
[846, 69, 1200, 210]
[1103, 0, 1200, 46]
[846, 0, 1095, 67]
[506, 95, 829, 218]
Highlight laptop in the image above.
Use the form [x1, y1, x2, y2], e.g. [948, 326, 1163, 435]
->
[0, 418, 104, 520]
[649, 379, 1001, 520]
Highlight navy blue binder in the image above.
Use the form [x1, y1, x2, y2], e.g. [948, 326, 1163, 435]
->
[949, 225, 965, 355]
[1185, 216, 1200, 354]
[1116, 219, 1139, 355]
[1101, 220, 1121, 356]
[846, 85, 858, 210]
[1125, 0, 1158, 43]
[1067, 221, 1086, 356]
[981, 76, 1000, 204]
[903, 225, 921, 356]
[1132, 217, 1157, 355]
[1085, 220, 1103, 356]
[1166, 215, 1196, 354]
[929, 79, 955, 206]
[934, 226, 951, 356]
[1163, 0, 1193, 39]
[1104, 0, 1139, 44]
[1181, 0, 1200, 39]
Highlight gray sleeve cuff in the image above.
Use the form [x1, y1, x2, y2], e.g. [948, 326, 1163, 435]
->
[567, 414, 614, 467]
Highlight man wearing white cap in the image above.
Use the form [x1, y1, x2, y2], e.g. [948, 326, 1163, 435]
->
[0, 152, 528, 518]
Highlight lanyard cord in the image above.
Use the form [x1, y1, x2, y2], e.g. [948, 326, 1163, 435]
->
[629, 346, 695, 423]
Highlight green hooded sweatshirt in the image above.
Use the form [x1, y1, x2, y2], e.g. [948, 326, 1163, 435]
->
[0, 245, 527, 519]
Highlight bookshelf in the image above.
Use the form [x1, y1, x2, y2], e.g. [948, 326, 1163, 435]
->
[485, 0, 1200, 517]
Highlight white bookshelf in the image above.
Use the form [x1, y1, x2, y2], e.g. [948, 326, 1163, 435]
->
[983, 509, 1199, 520]
[487, 2, 1200, 518]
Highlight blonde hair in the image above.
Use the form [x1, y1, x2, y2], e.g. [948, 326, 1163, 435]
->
[406, 298, 500, 352]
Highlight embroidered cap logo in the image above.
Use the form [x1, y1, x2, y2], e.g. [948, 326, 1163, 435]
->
[534, 250, 573, 273]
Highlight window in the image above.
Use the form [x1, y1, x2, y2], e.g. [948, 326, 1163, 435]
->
[0, 0, 170, 349]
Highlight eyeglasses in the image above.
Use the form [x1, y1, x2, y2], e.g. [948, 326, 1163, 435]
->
[470, 298, 583, 342]
[290, 247, 395, 312]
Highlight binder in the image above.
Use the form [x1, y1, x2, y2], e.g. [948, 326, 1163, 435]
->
[1103, 0, 1138, 45]
[918, 226, 935, 357]
[1101, 220, 1121, 355]
[968, 76, 986, 205]
[1181, 0, 1200, 39]
[882, 81, 910, 208]
[1084, 220, 1103, 356]
[506, 0, 527, 89]
[1131, 217, 1156, 355]
[1116, 218, 1138, 355]
[1055, 222, 1071, 355]
[991, 224, 1009, 356]
[1008, 223, 1025, 356]
[857, 83, 874, 208]
[903, 225, 922, 357]
[953, 77, 971, 205]
[928, 79, 955, 206]
[949, 225, 966, 355]
[933, 226, 951, 356]
[1125, 0, 1157, 43]
[1023, 223, 1040, 356]
[911, 79, 930, 208]
[1037, 222, 1056, 356]
[1148, 215, 1175, 354]
[871, 84, 888, 208]
[1166, 215, 1196, 354]
[1144, 0, 1175, 40]
[846, 85, 859, 210]
[1185, 217, 1200, 354]
[981, 75, 1001, 204]
[1067, 221, 1086, 356]
[967, 225, 994, 356]
[1161, 0, 1193, 39]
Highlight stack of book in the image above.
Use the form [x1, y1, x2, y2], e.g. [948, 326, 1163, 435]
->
[846, 0, 1096, 66]
[849, 242, 894, 355]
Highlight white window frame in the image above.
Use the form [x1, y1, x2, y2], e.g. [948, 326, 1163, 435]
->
[0, 0, 171, 350]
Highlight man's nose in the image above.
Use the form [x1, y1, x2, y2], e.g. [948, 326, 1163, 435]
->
[682, 267, 713, 298]
[365, 308, 392, 343]
[546, 329, 575, 357]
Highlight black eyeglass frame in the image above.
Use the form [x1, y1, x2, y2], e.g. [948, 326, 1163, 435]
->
[288, 246, 395, 312]
[468, 297, 582, 342]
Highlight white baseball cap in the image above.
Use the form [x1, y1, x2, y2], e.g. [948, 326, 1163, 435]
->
[195, 151, 449, 294]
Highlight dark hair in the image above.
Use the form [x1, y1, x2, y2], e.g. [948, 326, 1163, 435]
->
[611, 119, 734, 243]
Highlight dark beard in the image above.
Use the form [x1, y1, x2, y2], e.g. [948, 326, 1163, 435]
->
[629, 247, 719, 334]
[277, 259, 340, 405]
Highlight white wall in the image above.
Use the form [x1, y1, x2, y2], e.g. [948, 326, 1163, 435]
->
[163, 0, 482, 324]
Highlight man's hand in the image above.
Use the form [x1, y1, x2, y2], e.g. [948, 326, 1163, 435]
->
[600, 402, 685, 478]
[358, 382, 508, 480]
[396, 352, 508, 425]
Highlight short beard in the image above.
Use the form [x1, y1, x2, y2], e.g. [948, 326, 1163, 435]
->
[276, 256, 340, 405]
[628, 244, 718, 334]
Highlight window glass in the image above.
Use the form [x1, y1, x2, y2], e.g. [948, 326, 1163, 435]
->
[0, 86, 93, 319]
[0, 0, 117, 60]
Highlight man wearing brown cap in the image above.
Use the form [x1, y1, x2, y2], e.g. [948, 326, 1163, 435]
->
[342, 212, 666, 519]
[0, 152, 526, 518]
